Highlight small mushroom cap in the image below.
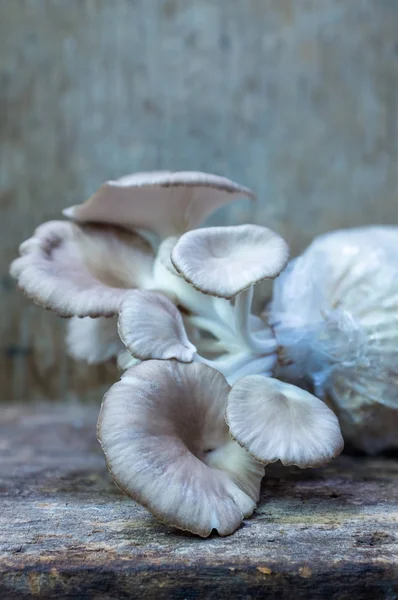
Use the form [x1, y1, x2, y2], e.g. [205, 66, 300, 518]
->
[67, 316, 124, 364]
[171, 225, 289, 299]
[97, 360, 264, 537]
[64, 171, 255, 239]
[118, 290, 197, 362]
[9, 221, 154, 317]
[226, 376, 344, 468]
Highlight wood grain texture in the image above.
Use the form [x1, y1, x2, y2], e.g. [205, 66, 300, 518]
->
[0, 402, 397, 599]
[1, 0, 398, 401]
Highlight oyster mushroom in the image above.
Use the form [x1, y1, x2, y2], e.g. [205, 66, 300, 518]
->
[171, 224, 288, 300]
[10, 172, 256, 369]
[97, 360, 264, 537]
[10, 221, 154, 318]
[64, 171, 255, 239]
[118, 290, 196, 362]
[226, 376, 344, 468]
[171, 224, 289, 356]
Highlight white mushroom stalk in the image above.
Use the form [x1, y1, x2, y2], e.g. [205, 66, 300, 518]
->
[10, 169, 347, 536]
[234, 286, 277, 355]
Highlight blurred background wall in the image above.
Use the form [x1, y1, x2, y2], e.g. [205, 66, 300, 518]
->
[1, 0, 397, 402]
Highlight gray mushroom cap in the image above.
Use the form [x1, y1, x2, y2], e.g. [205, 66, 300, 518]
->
[226, 376, 344, 468]
[97, 360, 264, 537]
[118, 290, 197, 362]
[64, 171, 255, 239]
[9, 221, 154, 317]
[171, 224, 289, 299]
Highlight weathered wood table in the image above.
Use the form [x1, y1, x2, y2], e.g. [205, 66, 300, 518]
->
[0, 403, 397, 599]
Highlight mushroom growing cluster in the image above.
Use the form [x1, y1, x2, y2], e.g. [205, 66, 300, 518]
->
[10, 170, 346, 536]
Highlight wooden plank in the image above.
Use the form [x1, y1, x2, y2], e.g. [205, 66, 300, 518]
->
[1, 0, 398, 401]
[0, 402, 397, 599]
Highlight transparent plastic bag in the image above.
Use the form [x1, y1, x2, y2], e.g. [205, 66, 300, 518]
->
[269, 226, 398, 452]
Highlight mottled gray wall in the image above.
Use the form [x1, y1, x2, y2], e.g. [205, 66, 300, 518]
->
[1, 0, 397, 401]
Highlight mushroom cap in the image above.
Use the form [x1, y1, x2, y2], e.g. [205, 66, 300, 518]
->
[97, 360, 264, 537]
[171, 225, 289, 299]
[64, 171, 255, 239]
[9, 221, 154, 317]
[118, 290, 197, 362]
[226, 376, 344, 468]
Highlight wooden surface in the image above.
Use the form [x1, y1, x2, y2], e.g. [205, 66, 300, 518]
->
[1, 0, 398, 402]
[0, 402, 397, 599]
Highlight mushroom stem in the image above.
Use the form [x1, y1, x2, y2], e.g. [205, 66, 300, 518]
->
[234, 287, 277, 355]
[225, 354, 277, 385]
[234, 286, 254, 348]
[194, 338, 227, 355]
[150, 262, 216, 320]
[187, 315, 241, 351]
[195, 352, 254, 379]
[212, 297, 236, 327]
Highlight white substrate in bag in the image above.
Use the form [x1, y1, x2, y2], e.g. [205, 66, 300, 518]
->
[269, 226, 398, 453]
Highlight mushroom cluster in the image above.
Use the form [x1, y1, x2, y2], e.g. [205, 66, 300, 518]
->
[10, 171, 344, 536]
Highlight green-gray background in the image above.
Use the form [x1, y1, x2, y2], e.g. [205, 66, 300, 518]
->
[1, 0, 397, 401]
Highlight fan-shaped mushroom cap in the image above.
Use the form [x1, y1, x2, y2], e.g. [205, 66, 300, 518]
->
[64, 171, 255, 239]
[97, 360, 264, 537]
[118, 291, 196, 362]
[171, 225, 289, 299]
[9, 221, 154, 317]
[226, 376, 344, 468]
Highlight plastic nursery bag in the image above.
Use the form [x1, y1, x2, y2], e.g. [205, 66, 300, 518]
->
[269, 226, 398, 453]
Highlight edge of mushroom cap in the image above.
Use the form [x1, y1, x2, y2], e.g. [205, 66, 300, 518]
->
[225, 376, 344, 469]
[171, 225, 290, 299]
[117, 290, 197, 363]
[103, 171, 256, 198]
[10, 220, 154, 318]
[225, 418, 344, 469]
[64, 171, 256, 226]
